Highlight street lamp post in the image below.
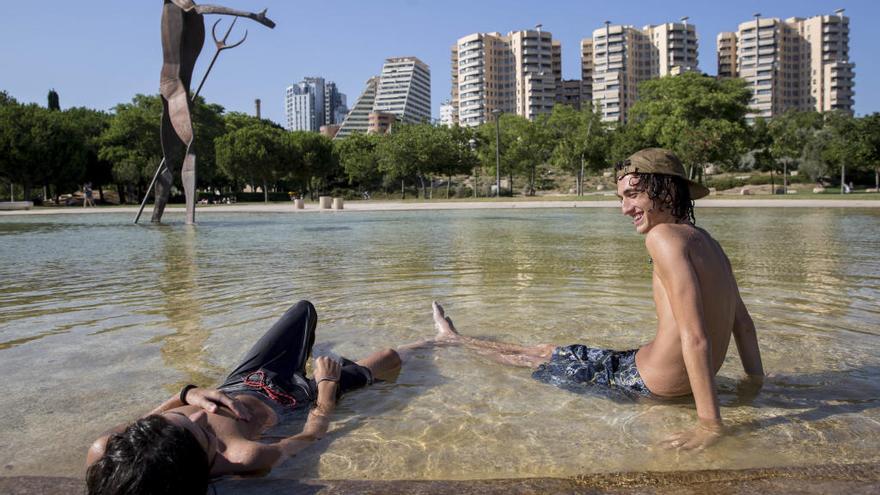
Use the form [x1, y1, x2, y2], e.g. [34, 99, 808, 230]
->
[492, 109, 502, 197]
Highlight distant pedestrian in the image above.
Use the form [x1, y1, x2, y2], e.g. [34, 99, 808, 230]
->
[83, 183, 95, 207]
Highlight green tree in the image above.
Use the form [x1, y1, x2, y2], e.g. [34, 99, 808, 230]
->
[822, 111, 861, 192]
[336, 132, 383, 192]
[0, 103, 91, 202]
[215, 123, 286, 202]
[438, 125, 480, 198]
[44, 109, 90, 202]
[47, 89, 60, 111]
[190, 97, 227, 189]
[0, 103, 51, 200]
[377, 124, 451, 198]
[766, 110, 824, 189]
[66, 107, 112, 201]
[547, 105, 609, 195]
[99, 94, 163, 202]
[631, 72, 751, 178]
[474, 115, 519, 196]
[799, 128, 830, 183]
[854, 113, 880, 190]
[0, 90, 16, 106]
[288, 132, 337, 198]
[607, 120, 657, 186]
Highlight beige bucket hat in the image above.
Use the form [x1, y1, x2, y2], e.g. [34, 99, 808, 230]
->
[615, 148, 710, 200]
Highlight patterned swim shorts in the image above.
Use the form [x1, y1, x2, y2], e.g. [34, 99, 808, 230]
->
[532, 345, 652, 399]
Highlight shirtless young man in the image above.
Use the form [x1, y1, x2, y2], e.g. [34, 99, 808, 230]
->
[86, 300, 434, 494]
[432, 148, 765, 451]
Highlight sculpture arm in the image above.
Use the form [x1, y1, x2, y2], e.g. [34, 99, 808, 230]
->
[192, 4, 276, 28]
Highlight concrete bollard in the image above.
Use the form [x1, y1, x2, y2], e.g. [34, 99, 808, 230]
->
[0, 201, 33, 210]
[294, 198, 304, 209]
[319, 196, 332, 209]
[332, 197, 344, 210]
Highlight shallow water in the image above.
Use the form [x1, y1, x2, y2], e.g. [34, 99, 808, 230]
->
[1, 208, 879, 479]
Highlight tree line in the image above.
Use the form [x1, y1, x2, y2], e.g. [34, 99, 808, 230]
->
[2, 72, 879, 204]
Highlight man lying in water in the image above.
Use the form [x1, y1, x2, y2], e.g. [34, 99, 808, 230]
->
[86, 300, 434, 494]
[431, 148, 765, 451]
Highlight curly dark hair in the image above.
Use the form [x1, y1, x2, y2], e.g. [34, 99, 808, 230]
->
[621, 172, 696, 224]
[86, 415, 210, 495]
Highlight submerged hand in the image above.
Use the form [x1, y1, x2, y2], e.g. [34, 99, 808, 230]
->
[185, 387, 252, 422]
[661, 419, 723, 451]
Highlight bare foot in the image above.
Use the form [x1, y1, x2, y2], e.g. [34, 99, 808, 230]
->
[432, 301, 461, 341]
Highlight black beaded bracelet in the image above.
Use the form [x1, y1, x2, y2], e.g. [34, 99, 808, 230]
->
[179, 384, 198, 405]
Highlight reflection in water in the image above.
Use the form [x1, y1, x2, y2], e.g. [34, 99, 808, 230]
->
[151, 226, 224, 393]
[0, 208, 878, 479]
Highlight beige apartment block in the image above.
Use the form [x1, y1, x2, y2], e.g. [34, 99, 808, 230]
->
[559, 79, 582, 109]
[452, 26, 560, 127]
[580, 39, 593, 106]
[719, 11, 854, 121]
[717, 32, 737, 78]
[367, 111, 396, 135]
[586, 20, 698, 123]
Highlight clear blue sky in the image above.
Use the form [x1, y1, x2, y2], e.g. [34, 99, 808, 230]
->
[1, 1, 876, 126]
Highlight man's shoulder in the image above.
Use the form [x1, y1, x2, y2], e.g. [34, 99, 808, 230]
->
[645, 223, 692, 248]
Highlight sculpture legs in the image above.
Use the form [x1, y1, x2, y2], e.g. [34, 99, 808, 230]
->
[151, 163, 174, 224]
[182, 152, 197, 225]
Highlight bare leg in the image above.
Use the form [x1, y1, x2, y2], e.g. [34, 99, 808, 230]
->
[432, 302, 555, 369]
[355, 348, 402, 382]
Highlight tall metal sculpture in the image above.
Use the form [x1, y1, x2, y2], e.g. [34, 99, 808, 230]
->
[135, 0, 274, 224]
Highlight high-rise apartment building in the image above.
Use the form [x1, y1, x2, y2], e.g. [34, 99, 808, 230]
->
[285, 77, 348, 131]
[716, 32, 737, 78]
[285, 78, 322, 131]
[323, 82, 349, 126]
[580, 39, 594, 108]
[373, 56, 432, 124]
[336, 77, 379, 139]
[718, 11, 854, 120]
[452, 27, 561, 127]
[586, 20, 698, 123]
[439, 100, 456, 126]
[558, 80, 582, 109]
[335, 56, 432, 139]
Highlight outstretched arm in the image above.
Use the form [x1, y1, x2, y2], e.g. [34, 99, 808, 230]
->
[733, 294, 764, 378]
[278, 357, 341, 459]
[185, 1, 276, 28]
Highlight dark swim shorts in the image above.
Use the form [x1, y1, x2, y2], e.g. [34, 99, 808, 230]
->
[532, 345, 651, 399]
[216, 301, 374, 415]
[219, 357, 373, 416]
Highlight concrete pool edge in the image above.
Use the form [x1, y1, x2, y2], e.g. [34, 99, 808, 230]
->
[4, 462, 877, 494]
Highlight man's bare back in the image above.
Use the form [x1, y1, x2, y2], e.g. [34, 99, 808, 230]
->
[635, 223, 737, 397]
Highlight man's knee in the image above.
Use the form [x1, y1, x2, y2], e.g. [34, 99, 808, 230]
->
[288, 300, 317, 325]
[379, 348, 401, 367]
